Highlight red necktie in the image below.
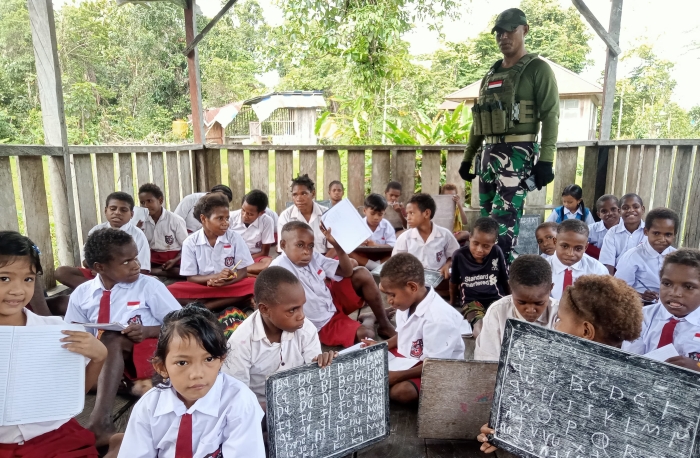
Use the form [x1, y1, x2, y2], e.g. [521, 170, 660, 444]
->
[657, 318, 680, 348]
[175, 413, 192, 458]
[562, 269, 573, 294]
[97, 290, 111, 324]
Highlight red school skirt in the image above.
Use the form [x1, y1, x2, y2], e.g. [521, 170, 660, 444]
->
[317, 277, 365, 348]
[0, 419, 98, 458]
[167, 277, 256, 299]
[389, 348, 422, 392]
[127, 338, 158, 380]
[151, 250, 180, 266]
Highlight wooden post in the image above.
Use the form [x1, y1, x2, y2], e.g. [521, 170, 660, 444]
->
[0, 157, 19, 232]
[194, 148, 222, 192]
[27, 0, 79, 266]
[227, 149, 246, 206]
[275, 151, 294, 212]
[347, 149, 366, 207]
[598, 0, 623, 141]
[371, 149, 390, 194]
[185, 0, 205, 144]
[323, 149, 341, 199]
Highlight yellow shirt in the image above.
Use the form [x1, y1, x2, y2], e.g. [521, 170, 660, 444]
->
[453, 207, 463, 232]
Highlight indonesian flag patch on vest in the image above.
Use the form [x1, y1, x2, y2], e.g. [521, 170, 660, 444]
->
[694, 333, 700, 341]
[488, 80, 504, 89]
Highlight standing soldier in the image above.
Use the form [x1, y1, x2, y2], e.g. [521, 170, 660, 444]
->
[459, 8, 559, 263]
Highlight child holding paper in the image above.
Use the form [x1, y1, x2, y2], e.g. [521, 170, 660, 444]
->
[364, 253, 464, 404]
[0, 231, 109, 457]
[270, 221, 395, 347]
[349, 194, 396, 270]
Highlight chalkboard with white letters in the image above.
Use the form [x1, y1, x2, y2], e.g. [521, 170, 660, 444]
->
[514, 214, 542, 256]
[266, 343, 390, 458]
[490, 319, 700, 458]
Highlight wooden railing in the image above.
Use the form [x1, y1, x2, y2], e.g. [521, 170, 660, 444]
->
[1, 140, 699, 290]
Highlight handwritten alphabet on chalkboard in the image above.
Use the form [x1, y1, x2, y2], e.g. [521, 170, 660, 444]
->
[266, 343, 390, 458]
[515, 214, 542, 256]
[490, 320, 700, 458]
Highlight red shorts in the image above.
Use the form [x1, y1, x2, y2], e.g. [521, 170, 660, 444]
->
[126, 338, 158, 380]
[585, 244, 601, 260]
[317, 278, 365, 348]
[389, 348, 422, 392]
[79, 268, 96, 280]
[253, 255, 271, 263]
[151, 250, 180, 266]
[0, 419, 98, 458]
[167, 278, 255, 299]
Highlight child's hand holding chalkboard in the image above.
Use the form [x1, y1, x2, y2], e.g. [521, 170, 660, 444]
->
[477, 424, 497, 454]
[312, 351, 338, 368]
[666, 355, 700, 372]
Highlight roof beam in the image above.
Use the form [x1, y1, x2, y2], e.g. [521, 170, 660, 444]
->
[571, 0, 622, 56]
[182, 0, 238, 56]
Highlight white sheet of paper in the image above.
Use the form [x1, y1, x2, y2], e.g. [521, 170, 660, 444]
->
[644, 344, 680, 362]
[131, 206, 149, 225]
[460, 319, 473, 336]
[76, 322, 127, 332]
[2, 325, 85, 426]
[321, 198, 372, 254]
[388, 352, 420, 371]
[338, 342, 366, 356]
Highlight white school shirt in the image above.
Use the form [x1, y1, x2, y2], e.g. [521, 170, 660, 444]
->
[540, 253, 551, 260]
[179, 228, 254, 276]
[546, 207, 595, 225]
[0, 309, 89, 444]
[229, 210, 275, 256]
[395, 287, 465, 361]
[588, 220, 612, 249]
[223, 310, 321, 403]
[118, 373, 265, 458]
[599, 221, 646, 267]
[269, 252, 342, 330]
[277, 203, 329, 253]
[364, 217, 397, 247]
[614, 240, 676, 293]
[173, 192, 207, 232]
[141, 208, 188, 252]
[474, 296, 559, 361]
[265, 208, 279, 233]
[392, 223, 460, 271]
[547, 253, 608, 300]
[64, 274, 181, 334]
[88, 221, 151, 272]
[623, 302, 700, 360]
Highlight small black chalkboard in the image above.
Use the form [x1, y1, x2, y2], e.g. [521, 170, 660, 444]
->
[266, 343, 391, 458]
[490, 319, 700, 458]
[514, 214, 542, 256]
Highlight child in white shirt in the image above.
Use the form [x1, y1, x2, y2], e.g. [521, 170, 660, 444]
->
[365, 253, 464, 404]
[118, 306, 265, 458]
[586, 194, 620, 259]
[350, 193, 396, 270]
[475, 255, 558, 361]
[174, 184, 233, 233]
[535, 221, 558, 259]
[230, 189, 276, 275]
[615, 208, 678, 303]
[599, 193, 646, 274]
[547, 219, 608, 300]
[277, 174, 329, 254]
[224, 267, 336, 408]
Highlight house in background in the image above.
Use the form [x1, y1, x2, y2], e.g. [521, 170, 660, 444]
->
[439, 57, 603, 141]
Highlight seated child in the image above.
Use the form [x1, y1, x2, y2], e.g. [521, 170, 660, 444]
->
[450, 217, 509, 335]
[600, 193, 646, 275]
[168, 193, 256, 311]
[547, 219, 608, 300]
[0, 231, 110, 458]
[277, 174, 329, 254]
[622, 249, 700, 372]
[393, 193, 460, 282]
[138, 183, 188, 278]
[586, 194, 620, 259]
[535, 221, 558, 259]
[475, 254, 558, 361]
[546, 184, 595, 225]
[615, 208, 678, 303]
[174, 184, 233, 233]
[224, 267, 336, 409]
[118, 306, 265, 457]
[63, 228, 181, 447]
[349, 193, 396, 270]
[384, 181, 407, 233]
[55, 191, 151, 289]
[271, 221, 396, 347]
[328, 180, 345, 207]
[441, 183, 470, 244]
[365, 253, 464, 404]
[478, 274, 643, 453]
[230, 189, 275, 276]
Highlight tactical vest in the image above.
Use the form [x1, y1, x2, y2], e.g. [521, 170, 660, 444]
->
[471, 53, 540, 136]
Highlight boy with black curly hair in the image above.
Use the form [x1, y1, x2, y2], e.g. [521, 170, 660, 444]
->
[63, 228, 181, 447]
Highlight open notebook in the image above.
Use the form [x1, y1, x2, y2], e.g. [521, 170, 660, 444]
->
[0, 325, 86, 426]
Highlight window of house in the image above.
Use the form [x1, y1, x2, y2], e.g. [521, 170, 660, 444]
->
[560, 99, 579, 119]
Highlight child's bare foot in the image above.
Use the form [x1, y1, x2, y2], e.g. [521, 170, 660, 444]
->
[103, 433, 124, 458]
[359, 311, 396, 338]
[130, 379, 153, 397]
[90, 423, 118, 448]
[384, 307, 396, 319]
[377, 324, 397, 339]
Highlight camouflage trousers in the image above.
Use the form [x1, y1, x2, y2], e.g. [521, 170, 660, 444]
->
[477, 142, 537, 263]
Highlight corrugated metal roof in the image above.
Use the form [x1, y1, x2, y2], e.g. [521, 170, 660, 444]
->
[116, 0, 188, 8]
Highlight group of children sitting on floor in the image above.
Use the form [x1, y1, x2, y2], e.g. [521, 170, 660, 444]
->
[3, 173, 699, 458]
